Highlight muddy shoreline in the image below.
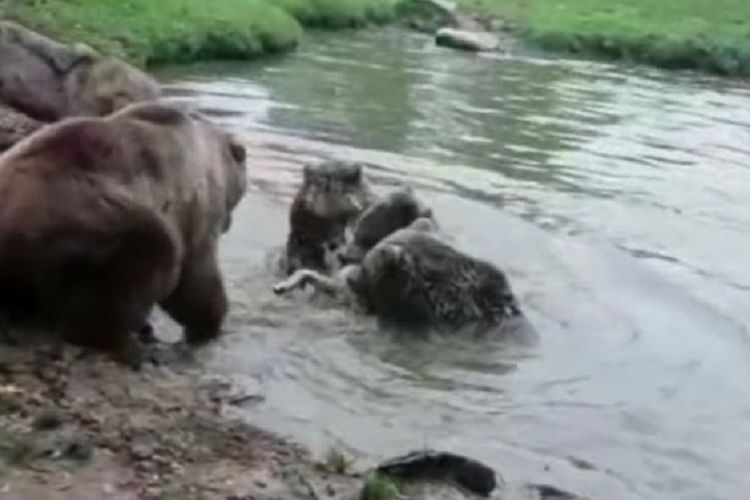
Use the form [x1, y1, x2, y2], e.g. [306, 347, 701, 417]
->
[0, 335, 372, 500]
[0, 330, 491, 500]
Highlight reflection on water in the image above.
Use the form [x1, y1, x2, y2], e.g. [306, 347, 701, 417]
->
[156, 28, 750, 500]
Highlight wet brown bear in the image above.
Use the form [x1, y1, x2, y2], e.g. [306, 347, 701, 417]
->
[284, 160, 376, 275]
[275, 217, 524, 333]
[0, 102, 247, 365]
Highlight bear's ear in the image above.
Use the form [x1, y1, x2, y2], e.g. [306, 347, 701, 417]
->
[229, 140, 246, 164]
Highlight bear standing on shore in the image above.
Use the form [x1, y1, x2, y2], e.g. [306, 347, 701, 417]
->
[0, 102, 247, 366]
[0, 21, 161, 121]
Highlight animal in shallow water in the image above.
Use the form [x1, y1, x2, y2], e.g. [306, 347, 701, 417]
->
[337, 186, 434, 265]
[0, 21, 160, 122]
[284, 160, 376, 275]
[274, 217, 524, 331]
[0, 102, 247, 366]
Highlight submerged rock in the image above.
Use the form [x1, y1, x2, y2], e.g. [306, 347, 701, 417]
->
[373, 450, 499, 497]
[435, 28, 501, 52]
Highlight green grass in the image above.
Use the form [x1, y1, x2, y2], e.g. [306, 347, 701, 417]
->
[462, 0, 750, 75]
[360, 472, 401, 500]
[278, 0, 401, 28]
[5, 0, 749, 75]
[1, 0, 401, 66]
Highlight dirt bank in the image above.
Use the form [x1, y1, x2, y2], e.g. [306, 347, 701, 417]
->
[0, 334, 370, 500]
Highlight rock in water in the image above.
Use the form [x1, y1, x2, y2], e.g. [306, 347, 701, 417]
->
[435, 28, 500, 52]
[375, 450, 499, 497]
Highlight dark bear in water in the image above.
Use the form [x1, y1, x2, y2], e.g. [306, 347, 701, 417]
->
[284, 160, 375, 274]
[275, 216, 524, 332]
[0, 102, 247, 366]
[338, 186, 434, 265]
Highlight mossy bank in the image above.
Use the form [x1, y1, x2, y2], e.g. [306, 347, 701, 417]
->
[0, 0, 402, 66]
[464, 0, 750, 76]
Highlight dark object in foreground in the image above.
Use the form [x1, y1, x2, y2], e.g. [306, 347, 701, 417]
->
[375, 450, 498, 497]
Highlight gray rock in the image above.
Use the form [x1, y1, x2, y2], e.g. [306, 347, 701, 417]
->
[374, 450, 499, 497]
[435, 28, 501, 52]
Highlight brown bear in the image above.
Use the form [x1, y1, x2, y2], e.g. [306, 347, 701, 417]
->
[0, 101, 247, 366]
[336, 187, 434, 265]
[275, 216, 525, 334]
[284, 160, 376, 275]
[0, 21, 160, 122]
[0, 101, 42, 152]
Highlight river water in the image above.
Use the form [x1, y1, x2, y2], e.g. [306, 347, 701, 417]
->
[156, 29, 750, 500]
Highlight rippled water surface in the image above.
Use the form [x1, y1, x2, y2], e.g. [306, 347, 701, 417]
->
[157, 29, 750, 500]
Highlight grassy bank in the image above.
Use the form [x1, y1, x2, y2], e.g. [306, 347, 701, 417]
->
[463, 0, 750, 75]
[4, 0, 749, 75]
[2, 0, 401, 66]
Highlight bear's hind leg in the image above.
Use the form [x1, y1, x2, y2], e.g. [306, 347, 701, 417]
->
[160, 245, 228, 347]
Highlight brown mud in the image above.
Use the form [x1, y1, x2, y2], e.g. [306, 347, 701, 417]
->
[0, 335, 372, 500]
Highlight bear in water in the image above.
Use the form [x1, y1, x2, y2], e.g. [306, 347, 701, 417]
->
[284, 160, 376, 275]
[337, 186, 434, 265]
[274, 215, 524, 334]
[0, 21, 160, 122]
[0, 102, 247, 366]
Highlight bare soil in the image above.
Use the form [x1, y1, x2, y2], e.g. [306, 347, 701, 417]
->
[0, 338, 366, 500]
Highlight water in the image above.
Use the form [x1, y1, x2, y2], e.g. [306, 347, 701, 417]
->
[156, 29, 750, 500]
